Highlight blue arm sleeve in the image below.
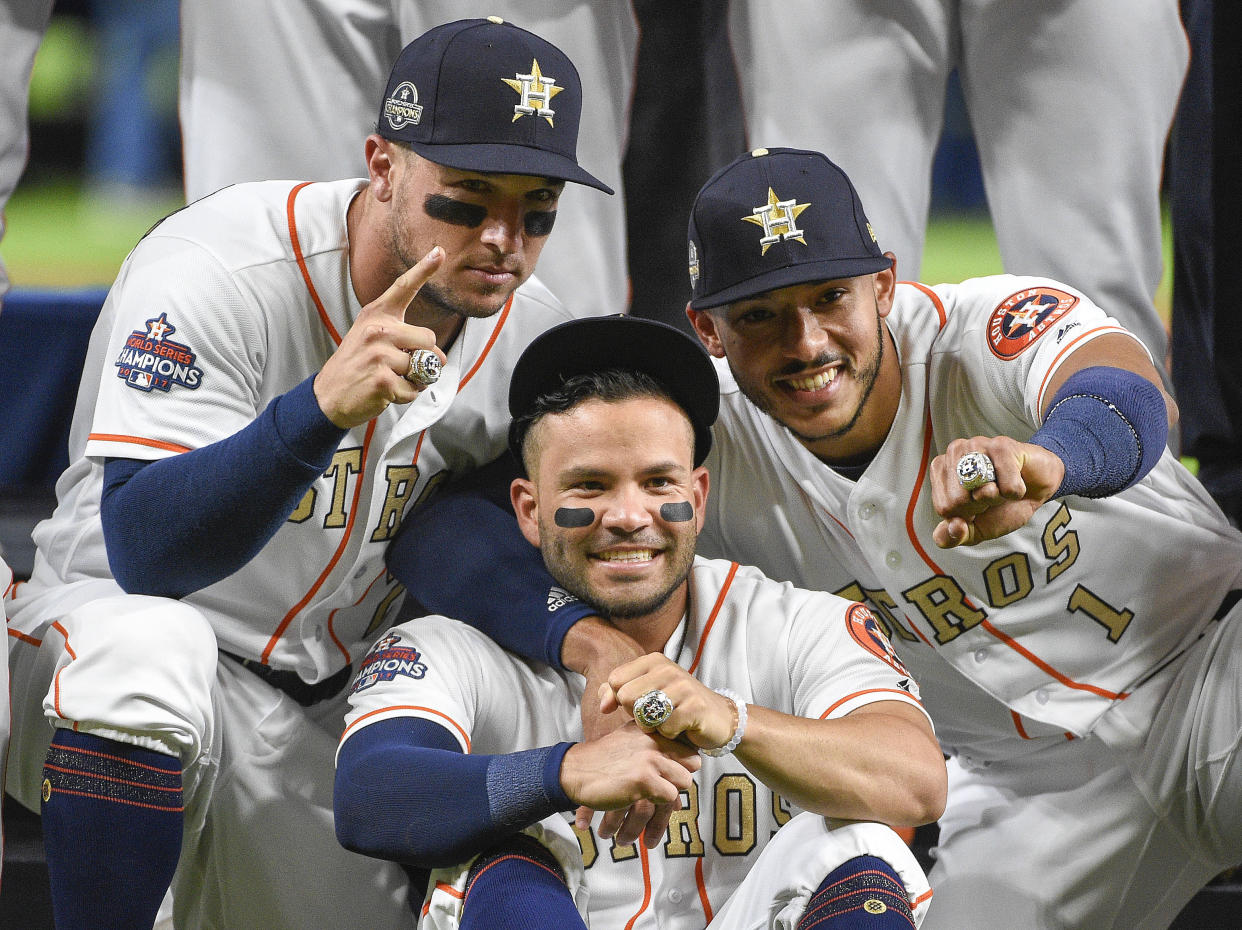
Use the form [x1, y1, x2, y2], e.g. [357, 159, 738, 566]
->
[386, 456, 594, 669]
[1029, 366, 1168, 499]
[100, 374, 346, 597]
[334, 715, 574, 868]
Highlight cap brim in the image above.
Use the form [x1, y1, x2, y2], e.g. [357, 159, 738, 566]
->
[408, 141, 614, 194]
[509, 315, 719, 466]
[690, 254, 894, 310]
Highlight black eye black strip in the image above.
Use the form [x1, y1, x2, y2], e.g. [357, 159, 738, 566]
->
[424, 194, 486, 227]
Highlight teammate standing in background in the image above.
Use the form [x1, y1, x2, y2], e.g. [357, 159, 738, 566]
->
[728, 0, 1186, 376]
[178, 0, 636, 324]
[4, 18, 611, 929]
[399, 148, 1242, 929]
[336, 314, 943, 929]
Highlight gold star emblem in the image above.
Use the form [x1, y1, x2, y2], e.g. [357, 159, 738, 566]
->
[742, 187, 811, 254]
[503, 59, 563, 125]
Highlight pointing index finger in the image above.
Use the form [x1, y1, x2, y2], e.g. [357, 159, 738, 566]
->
[374, 246, 444, 319]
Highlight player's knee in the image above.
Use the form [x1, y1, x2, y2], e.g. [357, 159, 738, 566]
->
[45, 594, 218, 759]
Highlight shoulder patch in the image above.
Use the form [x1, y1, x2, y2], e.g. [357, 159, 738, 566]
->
[351, 631, 428, 694]
[114, 313, 205, 393]
[987, 287, 1079, 360]
[846, 603, 914, 683]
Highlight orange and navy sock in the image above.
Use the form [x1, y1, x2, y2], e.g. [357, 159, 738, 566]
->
[41, 728, 183, 930]
[459, 833, 586, 930]
[797, 855, 916, 929]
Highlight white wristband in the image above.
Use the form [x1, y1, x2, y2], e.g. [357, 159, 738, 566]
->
[702, 688, 747, 757]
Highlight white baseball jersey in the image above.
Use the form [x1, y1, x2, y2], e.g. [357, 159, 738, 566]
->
[342, 556, 931, 929]
[700, 274, 1242, 762]
[179, 0, 636, 323]
[729, 0, 1186, 370]
[8, 177, 588, 683]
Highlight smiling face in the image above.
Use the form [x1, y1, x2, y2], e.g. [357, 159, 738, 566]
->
[688, 264, 901, 464]
[369, 139, 564, 325]
[512, 395, 708, 641]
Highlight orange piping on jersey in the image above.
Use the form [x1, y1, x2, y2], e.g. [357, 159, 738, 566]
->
[7, 629, 41, 648]
[86, 433, 192, 454]
[819, 688, 924, 719]
[422, 881, 464, 917]
[904, 281, 948, 327]
[695, 857, 713, 922]
[457, 294, 514, 392]
[341, 704, 471, 752]
[622, 842, 654, 930]
[263, 419, 377, 664]
[906, 409, 1129, 702]
[1034, 324, 1130, 412]
[49, 621, 77, 721]
[1011, 711, 1031, 739]
[687, 561, 739, 675]
[912, 887, 934, 909]
[287, 182, 343, 346]
[326, 431, 427, 663]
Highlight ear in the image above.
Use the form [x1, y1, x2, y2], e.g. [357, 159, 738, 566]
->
[686, 304, 726, 358]
[874, 252, 898, 318]
[691, 465, 710, 534]
[510, 477, 542, 547]
[365, 135, 398, 202]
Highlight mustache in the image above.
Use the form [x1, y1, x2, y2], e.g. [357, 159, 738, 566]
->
[774, 353, 844, 379]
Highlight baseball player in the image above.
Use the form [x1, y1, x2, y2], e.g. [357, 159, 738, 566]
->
[336, 314, 943, 928]
[394, 148, 1242, 929]
[4, 19, 612, 930]
[178, 0, 637, 324]
[728, 0, 1186, 377]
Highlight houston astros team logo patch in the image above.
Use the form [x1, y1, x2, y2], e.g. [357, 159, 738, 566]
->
[987, 287, 1079, 359]
[383, 81, 423, 130]
[742, 187, 811, 255]
[503, 59, 561, 124]
[846, 603, 915, 687]
[352, 632, 428, 694]
[114, 313, 204, 393]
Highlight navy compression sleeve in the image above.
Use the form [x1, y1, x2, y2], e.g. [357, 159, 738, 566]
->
[334, 715, 574, 868]
[386, 463, 593, 669]
[100, 374, 345, 597]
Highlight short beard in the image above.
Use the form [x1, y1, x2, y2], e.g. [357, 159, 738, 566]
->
[540, 531, 696, 622]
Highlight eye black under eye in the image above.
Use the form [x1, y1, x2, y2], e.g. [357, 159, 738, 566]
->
[424, 194, 486, 228]
[524, 210, 556, 237]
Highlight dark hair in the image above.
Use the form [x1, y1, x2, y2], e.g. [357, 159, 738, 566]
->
[512, 369, 690, 469]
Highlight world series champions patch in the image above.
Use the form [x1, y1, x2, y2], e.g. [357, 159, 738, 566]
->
[351, 632, 428, 694]
[987, 287, 1079, 360]
[114, 313, 204, 393]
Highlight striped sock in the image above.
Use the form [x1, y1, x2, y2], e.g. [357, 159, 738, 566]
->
[797, 855, 916, 929]
[41, 728, 184, 930]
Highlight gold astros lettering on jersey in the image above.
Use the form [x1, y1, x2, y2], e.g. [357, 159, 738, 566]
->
[1042, 502, 1080, 584]
[571, 823, 598, 869]
[323, 447, 364, 529]
[901, 575, 987, 645]
[770, 791, 793, 837]
[664, 781, 705, 859]
[982, 553, 1036, 608]
[833, 581, 920, 643]
[1068, 585, 1135, 642]
[713, 773, 759, 857]
[370, 465, 419, 542]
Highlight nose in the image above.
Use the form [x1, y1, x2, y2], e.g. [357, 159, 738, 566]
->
[781, 306, 831, 361]
[599, 484, 653, 535]
[479, 203, 523, 255]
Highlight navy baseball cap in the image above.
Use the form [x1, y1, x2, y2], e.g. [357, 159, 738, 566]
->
[509, 315, 720, 467]
[687, 147, 891, 309]
[377, 17, 613, 193]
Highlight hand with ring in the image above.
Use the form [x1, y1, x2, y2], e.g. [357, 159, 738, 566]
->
[633, 689, 674, 728]
[405, 349, 442, 386]
[930, 435, 1066, 549]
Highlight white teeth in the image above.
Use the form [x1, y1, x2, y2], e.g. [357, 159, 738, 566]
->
[599, 549, 655, 563]
[788, 369, 837, 391]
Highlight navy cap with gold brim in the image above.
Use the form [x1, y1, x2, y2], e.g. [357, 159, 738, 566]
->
[508, 315, 719, 467]
[377, 17, 612, 193]
[688, 147, 890, 309]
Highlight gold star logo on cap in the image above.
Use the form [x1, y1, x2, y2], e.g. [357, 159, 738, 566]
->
[504, 60, 563, 125]
[742, 187, 811, 255]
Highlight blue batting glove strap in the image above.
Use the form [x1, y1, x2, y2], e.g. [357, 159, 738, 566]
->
[1029, 366, 1167, 499]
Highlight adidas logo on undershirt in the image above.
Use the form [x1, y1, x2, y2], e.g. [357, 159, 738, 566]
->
[546, 586, 579, 612]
